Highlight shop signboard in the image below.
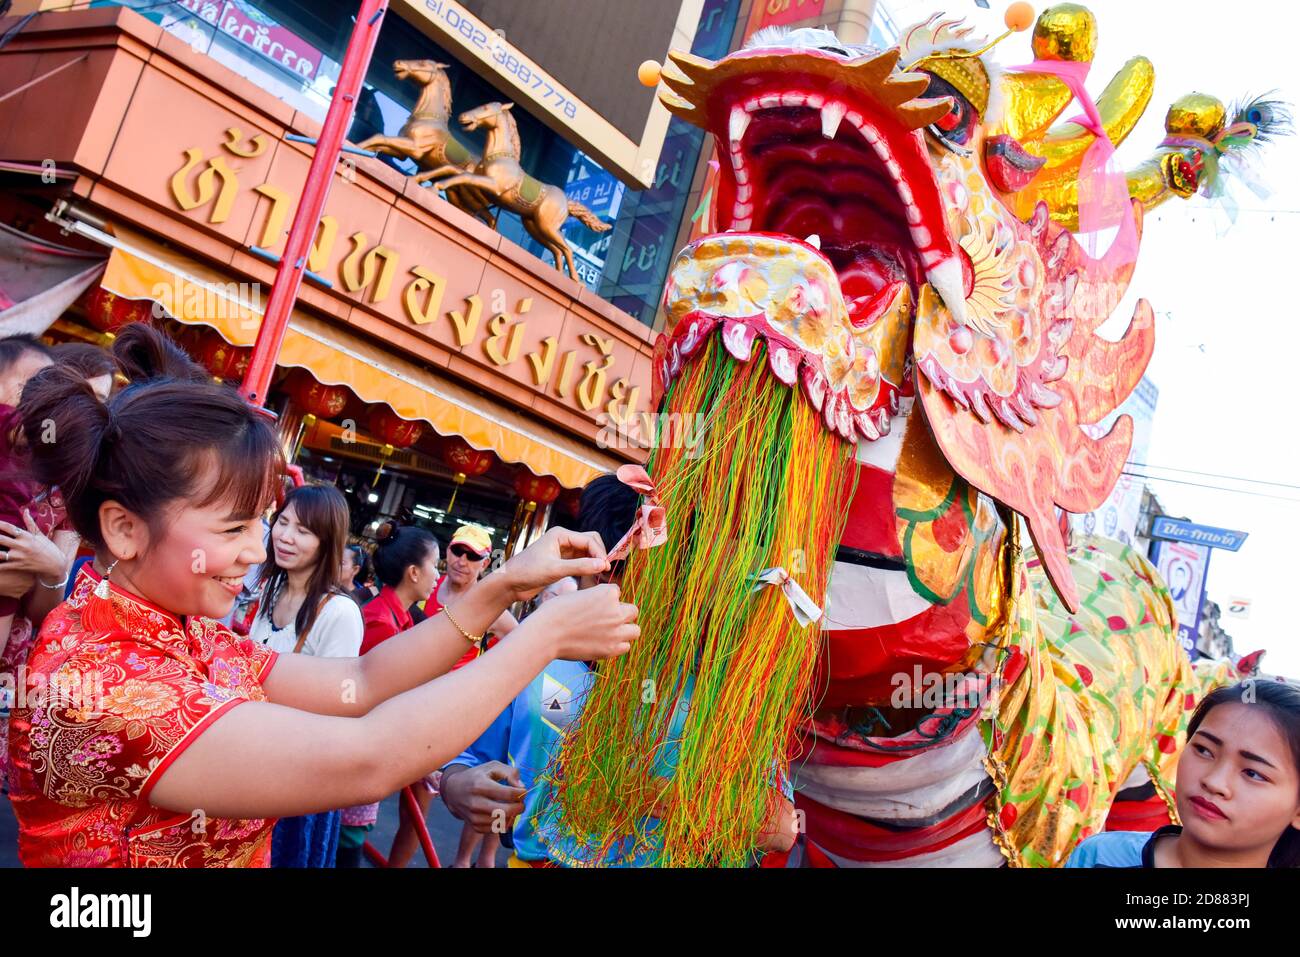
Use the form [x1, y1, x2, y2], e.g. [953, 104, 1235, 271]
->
[1152, 539, 1212, 659]
[394, 0, 706, 187]
[1151, 517, 1249, 552]
[171, 0, 323, 81]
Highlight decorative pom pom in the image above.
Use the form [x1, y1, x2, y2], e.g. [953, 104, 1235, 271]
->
[1005, 2, 1034, 32]
[637, 59, 662, 88]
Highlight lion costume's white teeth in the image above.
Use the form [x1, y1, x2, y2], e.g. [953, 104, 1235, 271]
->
[820, 101, 846, 139]
[804, 233, 821, 249]
[729, 105, 752, 152]
[925, 257, 968, 329]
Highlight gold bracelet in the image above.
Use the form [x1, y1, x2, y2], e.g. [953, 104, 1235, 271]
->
[442, 605, 483, 649]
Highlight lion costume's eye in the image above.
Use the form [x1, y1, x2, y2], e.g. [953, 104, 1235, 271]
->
[921, 73, 975, 154]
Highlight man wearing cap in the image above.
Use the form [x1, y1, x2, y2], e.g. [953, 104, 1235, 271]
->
[424, 525, 517, 672]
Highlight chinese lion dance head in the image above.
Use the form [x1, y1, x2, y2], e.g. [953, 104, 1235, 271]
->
[548, 4, 1285, 866]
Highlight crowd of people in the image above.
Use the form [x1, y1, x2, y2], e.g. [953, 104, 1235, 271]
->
[0, 323, 1297, 869]
[0, 324, 636, 868]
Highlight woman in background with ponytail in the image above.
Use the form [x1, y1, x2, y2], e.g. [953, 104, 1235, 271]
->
[5, 323, 638, 868]
[359, 522, 439, 655]
[341, 522, 443, 867]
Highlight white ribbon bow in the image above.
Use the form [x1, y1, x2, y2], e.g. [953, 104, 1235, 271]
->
[750, 567, 822, 628]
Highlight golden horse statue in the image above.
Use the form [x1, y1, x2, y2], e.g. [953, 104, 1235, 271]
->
[356, 59, 498, 227]
[428, 101, 612, 279]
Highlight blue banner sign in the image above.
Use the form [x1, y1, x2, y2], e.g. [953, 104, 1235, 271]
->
[1150, 517, 1248, 552]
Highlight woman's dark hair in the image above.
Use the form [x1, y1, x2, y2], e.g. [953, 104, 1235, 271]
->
[0, 334, 53, 373]
[18, 323, 283, 551]
[113, 323, 210, 384]
[257, 484, 351, 638]
[343, 543, 370, 586]
[51, 342, 117, 381]
[371, 520, 439, 588]
[1188, 680, 1300, 867]
[578, 472, 639, 561]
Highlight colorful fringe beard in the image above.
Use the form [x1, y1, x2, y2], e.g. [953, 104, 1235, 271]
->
[544, 338, 857, 866]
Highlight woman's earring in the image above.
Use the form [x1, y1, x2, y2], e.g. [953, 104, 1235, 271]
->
[93, 560, 118, 600]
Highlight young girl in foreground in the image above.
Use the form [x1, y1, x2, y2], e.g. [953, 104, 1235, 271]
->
[5, 325, 637, 867]
[1068, 680, 1300, 868]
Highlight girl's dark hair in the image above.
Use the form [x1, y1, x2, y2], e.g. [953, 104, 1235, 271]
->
[371, 520, 439, 588]
[578, 472, 639, 557]
[0, 334, 53, 374]
[18, 323, 283, 551]
[113, 322, 210, 384]
[1188, 680, 1300, 867]
[51, 342, 117, 381]
[344, 543, 370, 586]
[257, 484, 351, 638]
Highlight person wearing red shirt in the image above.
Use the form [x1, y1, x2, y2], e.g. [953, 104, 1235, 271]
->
[359, 523, 439, 655]
[336, 522, 443, 865]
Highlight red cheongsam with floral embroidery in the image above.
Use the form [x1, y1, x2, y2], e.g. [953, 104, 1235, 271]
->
[6, 568, 279, 867]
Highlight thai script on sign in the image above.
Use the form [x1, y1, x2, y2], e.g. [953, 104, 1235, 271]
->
[166, 129, 647, 434]
[175, 0, 322, 80]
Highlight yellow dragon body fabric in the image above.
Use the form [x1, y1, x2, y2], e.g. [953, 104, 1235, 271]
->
[548, 4, 1269, 866]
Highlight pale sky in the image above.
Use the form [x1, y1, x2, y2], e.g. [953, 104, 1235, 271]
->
[880, 1, 1300, 676]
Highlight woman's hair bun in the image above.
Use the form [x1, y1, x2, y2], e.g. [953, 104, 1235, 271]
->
[17, 324, 284, 551]
[18, 363, 111, 503]
[112, 322, 209, 384]
[371, 522, 438, 588]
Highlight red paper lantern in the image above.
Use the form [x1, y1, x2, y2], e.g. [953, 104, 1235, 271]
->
[82, 286, 154, 333]
[557, 486, 583, 517]
[514, 470, 561, 506]
[192, 328, 251, 381]
[286, 369, 349, 418]
[367, 406, 424, 449]
[441, 436, 495, 478]
[440, 436, 495, 514]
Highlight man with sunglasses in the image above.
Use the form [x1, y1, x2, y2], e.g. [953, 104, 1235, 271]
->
[426, 524, 518, 671]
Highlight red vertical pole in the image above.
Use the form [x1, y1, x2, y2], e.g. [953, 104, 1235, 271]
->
[240, 0, 388, 405]
[400, 784, 442, 868]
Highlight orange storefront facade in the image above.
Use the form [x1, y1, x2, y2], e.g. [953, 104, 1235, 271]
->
[0, 6, 661, 547]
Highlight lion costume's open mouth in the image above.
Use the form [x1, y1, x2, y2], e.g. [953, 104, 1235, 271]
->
[656, 45, 974, 443]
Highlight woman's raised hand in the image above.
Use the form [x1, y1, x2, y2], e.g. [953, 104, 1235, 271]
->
[0, 510, 66, 583]
[524, 583, 638, 662]
[496, 526, 610, 601]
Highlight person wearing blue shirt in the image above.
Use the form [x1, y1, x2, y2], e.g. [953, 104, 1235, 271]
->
[1066, 825, 1180, 868]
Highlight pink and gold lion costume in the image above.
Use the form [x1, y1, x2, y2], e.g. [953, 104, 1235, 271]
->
[549, 4, 1276, 867]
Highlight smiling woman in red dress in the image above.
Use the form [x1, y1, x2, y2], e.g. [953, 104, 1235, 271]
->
[4, 326, 638, 867]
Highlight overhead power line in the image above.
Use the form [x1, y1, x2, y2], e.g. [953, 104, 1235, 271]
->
[1127, 462, 1300, 492]
[1122, 472, 1300, 505]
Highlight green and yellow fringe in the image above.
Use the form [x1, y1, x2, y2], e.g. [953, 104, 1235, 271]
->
[545, 338, 858, 866]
